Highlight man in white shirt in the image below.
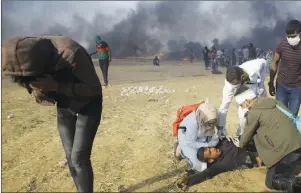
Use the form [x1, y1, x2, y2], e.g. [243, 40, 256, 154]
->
[217, 58, 267, 138]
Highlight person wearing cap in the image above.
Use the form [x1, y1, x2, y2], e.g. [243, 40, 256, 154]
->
[90, 35, 112, 87]
[174, 103, 220, 172]
[176, 137, 259, 191]
[217, 58, 267, 138]
[235, 85, 301, 193]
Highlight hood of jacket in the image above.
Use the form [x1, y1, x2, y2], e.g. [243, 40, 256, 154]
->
[2, 36, 81, 77]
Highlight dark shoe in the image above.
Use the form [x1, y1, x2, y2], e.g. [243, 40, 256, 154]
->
[272, 175, 300, 192]
[212, 70, 222, 74]
[292, 177, 301, 193]
[174, 142, 183, 162]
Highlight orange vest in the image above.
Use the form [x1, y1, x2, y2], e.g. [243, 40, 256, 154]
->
[172, 101, 204, 136]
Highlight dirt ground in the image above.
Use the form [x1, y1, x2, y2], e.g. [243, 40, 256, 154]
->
[2, 59, 292, 192]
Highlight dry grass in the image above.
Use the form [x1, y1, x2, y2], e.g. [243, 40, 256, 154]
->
[2, 59, 292, 192]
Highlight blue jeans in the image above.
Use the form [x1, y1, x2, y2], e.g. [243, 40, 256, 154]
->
[57, 97, 102, 192]
[211, 59, 218, 72]
[276, 83, 301, 116]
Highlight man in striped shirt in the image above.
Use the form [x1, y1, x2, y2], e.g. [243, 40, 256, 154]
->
[269, 20, 301, 116]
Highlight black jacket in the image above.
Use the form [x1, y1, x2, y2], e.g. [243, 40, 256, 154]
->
[187, 139, 256, 186]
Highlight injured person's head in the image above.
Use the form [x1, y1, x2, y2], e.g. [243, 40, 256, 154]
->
[234, 85, 258, 109]
[197, 147, 222, 164]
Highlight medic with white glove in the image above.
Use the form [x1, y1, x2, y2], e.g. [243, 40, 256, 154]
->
[217, 58, 267, 138]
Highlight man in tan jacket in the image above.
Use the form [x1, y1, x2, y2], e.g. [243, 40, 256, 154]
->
[234, 85, 301, 193]
[2, 36, 103, 192]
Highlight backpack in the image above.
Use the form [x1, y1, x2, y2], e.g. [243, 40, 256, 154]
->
[172, 101, 204, 136]
[276, 104, 301, 134]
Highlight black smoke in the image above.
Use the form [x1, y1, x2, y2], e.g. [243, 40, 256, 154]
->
[2, 1, 300, 58]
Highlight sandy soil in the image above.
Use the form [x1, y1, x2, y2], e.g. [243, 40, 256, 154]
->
[2, 59, 292, 192]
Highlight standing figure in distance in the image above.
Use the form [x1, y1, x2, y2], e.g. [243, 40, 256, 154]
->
[90, 35, 112, 87]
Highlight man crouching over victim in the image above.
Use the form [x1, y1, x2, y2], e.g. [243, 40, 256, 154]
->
[174, 103, 220, 172]
[176, 136, 260, 191]
[236, 85, 301, 192]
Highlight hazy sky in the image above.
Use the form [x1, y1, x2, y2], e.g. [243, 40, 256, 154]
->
[2, 1, 301, 56]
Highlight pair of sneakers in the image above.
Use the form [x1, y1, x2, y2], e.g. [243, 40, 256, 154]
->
[102, 84, 111, 88]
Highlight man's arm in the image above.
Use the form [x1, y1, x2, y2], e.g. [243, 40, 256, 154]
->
[187, 165, 228, 187]
[106, 46, 112, 62]
[58, 47, 102, 98]
[269, 52, 280, 83]
[239, 109, 261, 148]
[259, 60, 267, 96]
[269, 41, 282, 85]
[185, 126, 211, 149]
[90, 50, 97, 56]
[217, 80, 239, 134]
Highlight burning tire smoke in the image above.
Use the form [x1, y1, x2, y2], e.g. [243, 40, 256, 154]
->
[2, 1, 301, 58]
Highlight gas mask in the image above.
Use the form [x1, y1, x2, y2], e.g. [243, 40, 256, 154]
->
[287, 33, 301, 46]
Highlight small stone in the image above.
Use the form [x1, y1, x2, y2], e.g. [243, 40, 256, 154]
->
[7, 114, 15, 119]
[58, 160, 68, 167]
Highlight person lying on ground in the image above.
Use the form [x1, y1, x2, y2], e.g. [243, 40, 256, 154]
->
[176, 137, 261, 190]
[2, 36, 103, 193]
[217, 58, 267, 139]
[174, 103, 219, 172]
[235, 85, 301, 193]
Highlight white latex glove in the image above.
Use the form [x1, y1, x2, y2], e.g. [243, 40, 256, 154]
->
[225, 135, 240, 147]
[258, 88, 265, 96]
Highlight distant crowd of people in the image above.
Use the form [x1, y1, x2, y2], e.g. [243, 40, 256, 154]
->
[202, 43, 275, 75]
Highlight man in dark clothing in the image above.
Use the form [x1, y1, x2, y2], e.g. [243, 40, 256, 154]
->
[2, 36, 103, 192]
[269, 19, 301, 116]
[153, 56, 160, 66]
[248, 43, 256, 60]
[176, 138, 259, 190]
[203, 46, 210, 70]
[90, 35, 112, 87]
[232, 48, 237, 66]
[235, 85, 301, 193]
[237, 48, 243, 65]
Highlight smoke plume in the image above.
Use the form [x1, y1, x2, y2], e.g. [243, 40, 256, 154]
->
[2, 1, 301, 58]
